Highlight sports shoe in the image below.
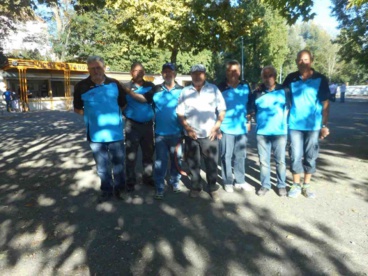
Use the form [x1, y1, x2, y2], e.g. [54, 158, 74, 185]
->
[234, 183, 253, 191]
[209, 190, 220, 201]
[224, 185, 234, 193]
[302, 184, 316, 199]
[257, 187, 269, 196]
[143, 179, 155, 187]
[278, 188, 287, 197]
[126, 186, 135, 193]
[288, 184, 302, 198]
[98, 191, 113, 203]
[173, 186, 181, 193]
[154, 192, 164, 200]
[189, 190, 201, 198]
[114, 190, 124, 200]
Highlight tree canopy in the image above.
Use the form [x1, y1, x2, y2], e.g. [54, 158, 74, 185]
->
[2, 0, 367, 84]
[73, 0, 317, 63]
[332, 0, 368, 72]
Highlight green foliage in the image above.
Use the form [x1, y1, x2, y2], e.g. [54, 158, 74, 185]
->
[347, 0, 368, 8]
[260, 0, 316, 24]
[75, 0, 315, 63]
[60, 10, 167, 72]
[332, 0, 368, 75]
[0, 0, 35, 40]
[60, 9, 213, 74]
[282, 23, 342, 82]
[211, 4, 289, 85]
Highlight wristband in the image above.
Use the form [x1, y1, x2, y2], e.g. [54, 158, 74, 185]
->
[322, 125, 327, 128]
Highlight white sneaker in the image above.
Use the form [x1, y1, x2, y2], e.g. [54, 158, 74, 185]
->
[173, 186, 181, 193]
[234, 183, 252, 191]
[224, 185, 234, 193]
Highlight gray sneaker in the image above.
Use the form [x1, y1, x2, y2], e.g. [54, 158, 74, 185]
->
[154, 192, 164, 200]
[234, 183, 253, 191]
[278, 188, 287, 197]
[302, 184, 316, 198]
[257, 187, 269, 196]
[172, 186, 181, 193]
[224, 185, 234, 193]
[210, 190, 220, 201]
[288, 184, 302, 198]
[98, 191, 113, 203]
[189, 190, 201, 198]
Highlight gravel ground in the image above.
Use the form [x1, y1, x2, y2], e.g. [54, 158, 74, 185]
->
[0, 97, 367, 275]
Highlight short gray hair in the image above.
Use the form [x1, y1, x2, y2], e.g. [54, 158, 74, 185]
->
[225, 60, 241, 70]
[87, 56, 105, 66]
[261, 65, 277, 77]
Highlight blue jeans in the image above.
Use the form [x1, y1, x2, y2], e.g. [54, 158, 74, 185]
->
[340, 92, 345, 103]
[89, 140, 125, 192]
[154, 134, 182, 193]
[5, 100, 12, 112]
[220, 132, 247, 185]
[289, 130, 320, 174]
[257, 135, 287, 189]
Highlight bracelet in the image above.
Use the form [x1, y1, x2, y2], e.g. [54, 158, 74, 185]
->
[322, 125, 327, 128]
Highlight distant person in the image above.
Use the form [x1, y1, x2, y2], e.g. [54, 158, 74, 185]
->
[249, 66, 290, 197]
[217, 60, 252, 193]
[283, 49, 330, 199]
[2, 87, 12, 112]
[329, 82, 337, 102]
[73, 55, 128, 203]
[340, 82, 347, 103]
[11, 90, 20, 111]
[125, 63, 183, 199]
[176, 64, 226, 200]
[123, 62, 155, 192]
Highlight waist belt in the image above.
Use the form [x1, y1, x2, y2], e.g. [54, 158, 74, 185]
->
[126, 117, 153, 125]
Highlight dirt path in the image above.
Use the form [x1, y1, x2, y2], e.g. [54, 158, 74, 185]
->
[0, 98, 367, 275]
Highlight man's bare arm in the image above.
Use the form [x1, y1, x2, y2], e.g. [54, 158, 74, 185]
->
[177, 114, 197, 140]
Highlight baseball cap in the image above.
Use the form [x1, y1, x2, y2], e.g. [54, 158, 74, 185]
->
[162, 63, 175, 71]
[190, 64, 206, 73]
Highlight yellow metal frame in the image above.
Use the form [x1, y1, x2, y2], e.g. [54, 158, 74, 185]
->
[3, 58, 88, 111]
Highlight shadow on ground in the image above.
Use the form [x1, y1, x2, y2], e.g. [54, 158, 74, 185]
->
[0, 106, 367, 275]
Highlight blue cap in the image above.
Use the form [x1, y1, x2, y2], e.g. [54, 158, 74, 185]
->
[162, 63, 175, 71]
[190, 64, 206, 73]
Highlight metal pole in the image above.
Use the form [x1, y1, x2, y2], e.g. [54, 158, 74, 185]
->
[279, 65, 282, 83]
[241, 36, 244, 81]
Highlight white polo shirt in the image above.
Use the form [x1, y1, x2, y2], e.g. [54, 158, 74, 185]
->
[176, 81, 226, 138]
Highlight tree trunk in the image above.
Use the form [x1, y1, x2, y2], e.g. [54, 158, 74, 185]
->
[170, 48, 178, 64]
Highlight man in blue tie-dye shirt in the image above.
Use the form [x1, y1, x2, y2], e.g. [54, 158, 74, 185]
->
[283, 50, 330, 199]
[73, 56, 128, 203]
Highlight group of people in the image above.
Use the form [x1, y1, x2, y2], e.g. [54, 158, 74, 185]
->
[73, 49, 330, 203]
[329, 82, 347, 103]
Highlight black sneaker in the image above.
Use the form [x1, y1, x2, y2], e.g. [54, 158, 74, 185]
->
[114, 190, 124, 200]
[278, 188, 287, 197]
[143, 179, 155, 187]
[98, 191, 113, 203]
[257, 187, 269, 197]
[209, 190, 220, 202]
[126, 186, 135, 193]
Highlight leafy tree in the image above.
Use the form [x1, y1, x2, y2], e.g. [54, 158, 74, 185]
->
[346, 0, 368, 7]
[60, 9, 213, 74]
[0, 1, 35, 45]
[75, 0, 317, 63]
[211, 4, 289, 85]
[331, 0, 368, 71]
[281, 23, 341, 82]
